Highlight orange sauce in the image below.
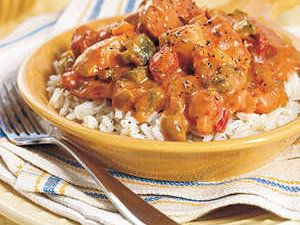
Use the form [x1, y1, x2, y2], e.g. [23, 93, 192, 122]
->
[58, 1, 299, 141]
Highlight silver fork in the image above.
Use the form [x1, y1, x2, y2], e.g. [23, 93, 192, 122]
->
[0, 82, 178, 225]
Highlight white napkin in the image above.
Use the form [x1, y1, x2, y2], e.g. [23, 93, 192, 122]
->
[0, 0, 300, 224]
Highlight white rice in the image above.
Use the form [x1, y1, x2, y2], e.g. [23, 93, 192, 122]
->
[47, 73, 300, 141]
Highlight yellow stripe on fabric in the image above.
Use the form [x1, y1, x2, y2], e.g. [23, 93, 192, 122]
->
[152, 200, 202, 207]
[241, 180, 300, 197]
[15, 164, 24, 177]
[59, 182, 68, 195]
[34, 171, 47, 192]
[118, 177, 220, 189]
[256, 176, 300, 185]
[118, 178, 176, 188]
[118, 176, 300, 194]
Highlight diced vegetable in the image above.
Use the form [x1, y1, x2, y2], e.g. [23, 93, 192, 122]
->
[55, 51, 75, 74]
[124, 66, 149, 83]
[134, 87, 166, 123]
[229, 10, 255, 38]
[120, 34, 156, 66]
[161, 95, 188, 141]
[213, 107, 229, 132]
[99, 67, 130, 83]
[208, 72, 232, 93]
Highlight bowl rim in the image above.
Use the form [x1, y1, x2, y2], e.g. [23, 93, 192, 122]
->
[17, 16, 300, 154]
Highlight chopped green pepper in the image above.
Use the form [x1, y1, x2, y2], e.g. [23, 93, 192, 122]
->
[121, 34, 156, 66]
[124, 66, 149, 83]
[229, 10, 255, 38]
[209, 74, 230, 93]
[55, 51, 75, 74]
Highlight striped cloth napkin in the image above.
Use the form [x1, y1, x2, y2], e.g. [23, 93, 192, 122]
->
[0, 0, 300, 224]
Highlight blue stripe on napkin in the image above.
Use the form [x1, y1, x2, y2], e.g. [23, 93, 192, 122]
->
[0, 20, 56, 48]
[43, 176, 61, 195]
[0, 128, 5, 138]
[111, 171, 300, 192]
[85, 192, 107, 199]
[84, 191, 223, 203]
[87, 0, 105, 21]
[125, 0, 137, 13]
[246, 177, 300, 192]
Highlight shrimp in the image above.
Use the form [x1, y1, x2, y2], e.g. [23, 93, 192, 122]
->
[159, 14, 251, 94]
[72, 36, 127, 78]
[149, 46, 180, 83]
[159, 24, 206, 72]
[73, 31, 156, 78]
[60, 5, 299, 142]
[192, 14, 251, 94]
[229, 9, 298, 84]
[227, 89, 256, 114]
[151, 49, 222, 136]
[228, 80, 288, 115]
[139, 0, 201, 39]
[71, 26, 99, 57]
[61, 71, 113, 100]
[253, 87, 288, 114]
[186, 90, 229, 135]
[71, 22, 136, 59]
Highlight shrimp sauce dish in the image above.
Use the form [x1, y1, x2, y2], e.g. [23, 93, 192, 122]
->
[47, 0, 300, 142]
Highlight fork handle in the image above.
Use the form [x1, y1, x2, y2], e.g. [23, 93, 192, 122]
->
[53, 138, 178, 225]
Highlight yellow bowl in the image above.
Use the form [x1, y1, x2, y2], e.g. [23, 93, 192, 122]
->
[17, 16, 300, 181]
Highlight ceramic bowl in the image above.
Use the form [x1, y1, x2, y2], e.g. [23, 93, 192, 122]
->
[17, 16, 300, 181]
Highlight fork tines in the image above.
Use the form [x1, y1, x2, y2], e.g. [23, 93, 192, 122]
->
[0, 82, 45, 138]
